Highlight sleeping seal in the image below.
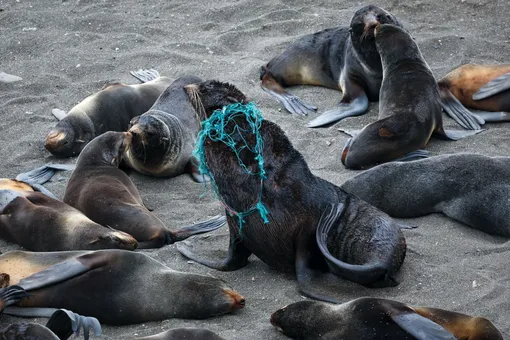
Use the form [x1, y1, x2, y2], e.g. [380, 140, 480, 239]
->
[271, 298, 503, 340]
[178, 81, 408, 302]
[342, 153, 510, 237]
[0, 250, 245, 325]
[135, 328, 225, 340]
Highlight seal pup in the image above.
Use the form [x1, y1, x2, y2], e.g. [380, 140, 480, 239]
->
[340, 24, 482, 170]
[45, 69, 172, 158]
[439, 64, 510, 129]
[179, 81, 408, 302]
[260, 5, 403, 127]
[123, 75, 206, 181]
[135, 328, 226, 340]
[0, 250, 245, 325]
[342, 153, 510, 237]
[63, 131, 225, 249]
[270, 298, 503, 340]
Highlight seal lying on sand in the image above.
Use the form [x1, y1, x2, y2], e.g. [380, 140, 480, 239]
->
[342, 153, 510, 237]
[260, 5, 403, 127]
[340, 24, 481, 170]
[135, 328, 226, 340]
[123, 75, 205, 181]
[178, 81, 408, 302]
[63, 131, 225, 249]
[45, 69, 172, 157]
[0, 250, 245, 325]
[270, 298, 503, 340]
[439, 64, 510, 130]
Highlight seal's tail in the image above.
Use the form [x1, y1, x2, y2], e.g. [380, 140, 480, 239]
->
[46, 309, 102, 340]
[0, 286, 28, 313]
[168, 215, 226, 243]
[130, 68, 160, 83]
[15, 163, 75, 199]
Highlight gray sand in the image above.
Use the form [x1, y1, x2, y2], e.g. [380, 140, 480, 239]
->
[0, 0, 509, 339]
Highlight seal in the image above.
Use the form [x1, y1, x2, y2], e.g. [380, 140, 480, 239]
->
[45, 69, 173, 158]
[439, 64, 510, 130]
[123, 75, 205, 181]
[339, 23, 482, 170]
[178, 81, 408, 302]
[341, 153, 510, 237]
[0, 249, 245, 325]
[260, 5, 403, 127]
[135, 328, 226, 340]
[63, 131, 226, 249]
[0, 180, 138, 251]
[270, 297, 503, 340]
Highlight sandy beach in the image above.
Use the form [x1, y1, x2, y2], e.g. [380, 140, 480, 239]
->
[0, 0, 509, 338]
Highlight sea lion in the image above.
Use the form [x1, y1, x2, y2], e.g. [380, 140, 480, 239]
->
[439, 64, 510, 130]
[63, 131, 225, 249]
[0, 249, 245, 325]
[135, 328, 226, 340]
[178, 81, 408, 302]
[270, 298, 503, 340]
[341, 153, 510, 237]
[123, 75, 205, 181]
[260, 5, 403, 127]
[45, 69, 172, 158]
[340, 23, 481, 170]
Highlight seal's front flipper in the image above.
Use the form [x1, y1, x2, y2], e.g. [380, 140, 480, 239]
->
[307, 93, 368, 128]
[130, 69, 161, 83]
[169, 215, 226, 243]
[392, 312, 457, 340]
[439, 87, 484, 130]
[473, 72, 510, 100]
[0, 286, 28, 312]
[470, 111, 510, 122]
[52, 108, 67, 121]
[46, 309, 102, 340]
[437, 129, 484, 141]
[260, 73, 317, 116]
[394, 149, 429, 162]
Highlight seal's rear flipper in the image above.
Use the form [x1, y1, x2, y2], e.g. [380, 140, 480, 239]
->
[439, 87, 484, 130]
[46, 309, 102, 340]
[0, 286, 28, 312]
[169, 215, 226, 243]
[307, 94, 368, 128]
[392, 312, 457, 340]
[16, 163, 75, 199]
[260, 71, 317, 116]
[473, 72, 510, 100]
[130, 69, 161, 83]
[470, 111, 510, 122]
[52, 108, 67, 121]
[394, 149, 429, 162]
[437, 129, 484, 141]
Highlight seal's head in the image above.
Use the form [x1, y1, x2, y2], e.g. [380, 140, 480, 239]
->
[89, 229, 138, 251]
[76, 131, 131, 168]
[271, 301, 332, 338]
[45, 117, 95, 158]
[374, 23, 420, 65]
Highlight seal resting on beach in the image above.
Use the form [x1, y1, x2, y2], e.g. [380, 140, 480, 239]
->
[341, 153, 510, 237]
[123, 75, 205, 181]
[45, 69, 172, 158]
[178, 81, 408, 302]
[340, 23, 481, 170]
[134, 328, 226, 340]
[0, 250, 245, 325]
[63, 131, 225, 249]
[270, 298, 503, 340]
[439, 64, 510, 130]
[260, 5, 403, 127]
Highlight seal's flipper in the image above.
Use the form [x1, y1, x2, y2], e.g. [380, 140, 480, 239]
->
[46, 309, 102, 340]
[316, 204, 388, 285]
[439, 87, 484, 130]
[130, 69, 161, 83]
[0, 286, 28, 312]
[187, 158, 210, 183]
[16, 163, 75, 186]
[437, 129, 484, 141]
[52, 108, 67, 121]
[391, 312, 457, 340]
[472, 72, 510, 100]
[307, 93, 369, 128]
[394, 149, 429, 162]
[169, 215, 226, 243]
[261, 73, 317, 116]
[470, 111, 510, 122]
[0, 72, 22, 84]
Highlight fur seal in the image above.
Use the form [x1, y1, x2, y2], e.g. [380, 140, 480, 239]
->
[135, 328, 226, 340]
[340, 23, 481, 170]
[63, 131, 225, 249]
[260, 5, 403, 127]
[342, 153, 510, 237]
[45, 69, 172, 158]
[123, 75, 205, 181]
[178, 81, 408, 302]
[270, 297, 503, 340]
[439, 64, 510, 130]
[0, 249, 245, 325]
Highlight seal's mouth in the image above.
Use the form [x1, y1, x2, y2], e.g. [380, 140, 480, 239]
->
[341, 138, 353, 165]
[45, 130, 69, 149]
[360, 13, 380, 41]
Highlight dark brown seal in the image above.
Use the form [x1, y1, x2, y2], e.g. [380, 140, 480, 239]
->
[178, 81, 408, 302]
[270, 298, 503, 340]
[0, 250, 245, 325]
[63, 131, 225, 249]
[260, 5, 403, 127]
